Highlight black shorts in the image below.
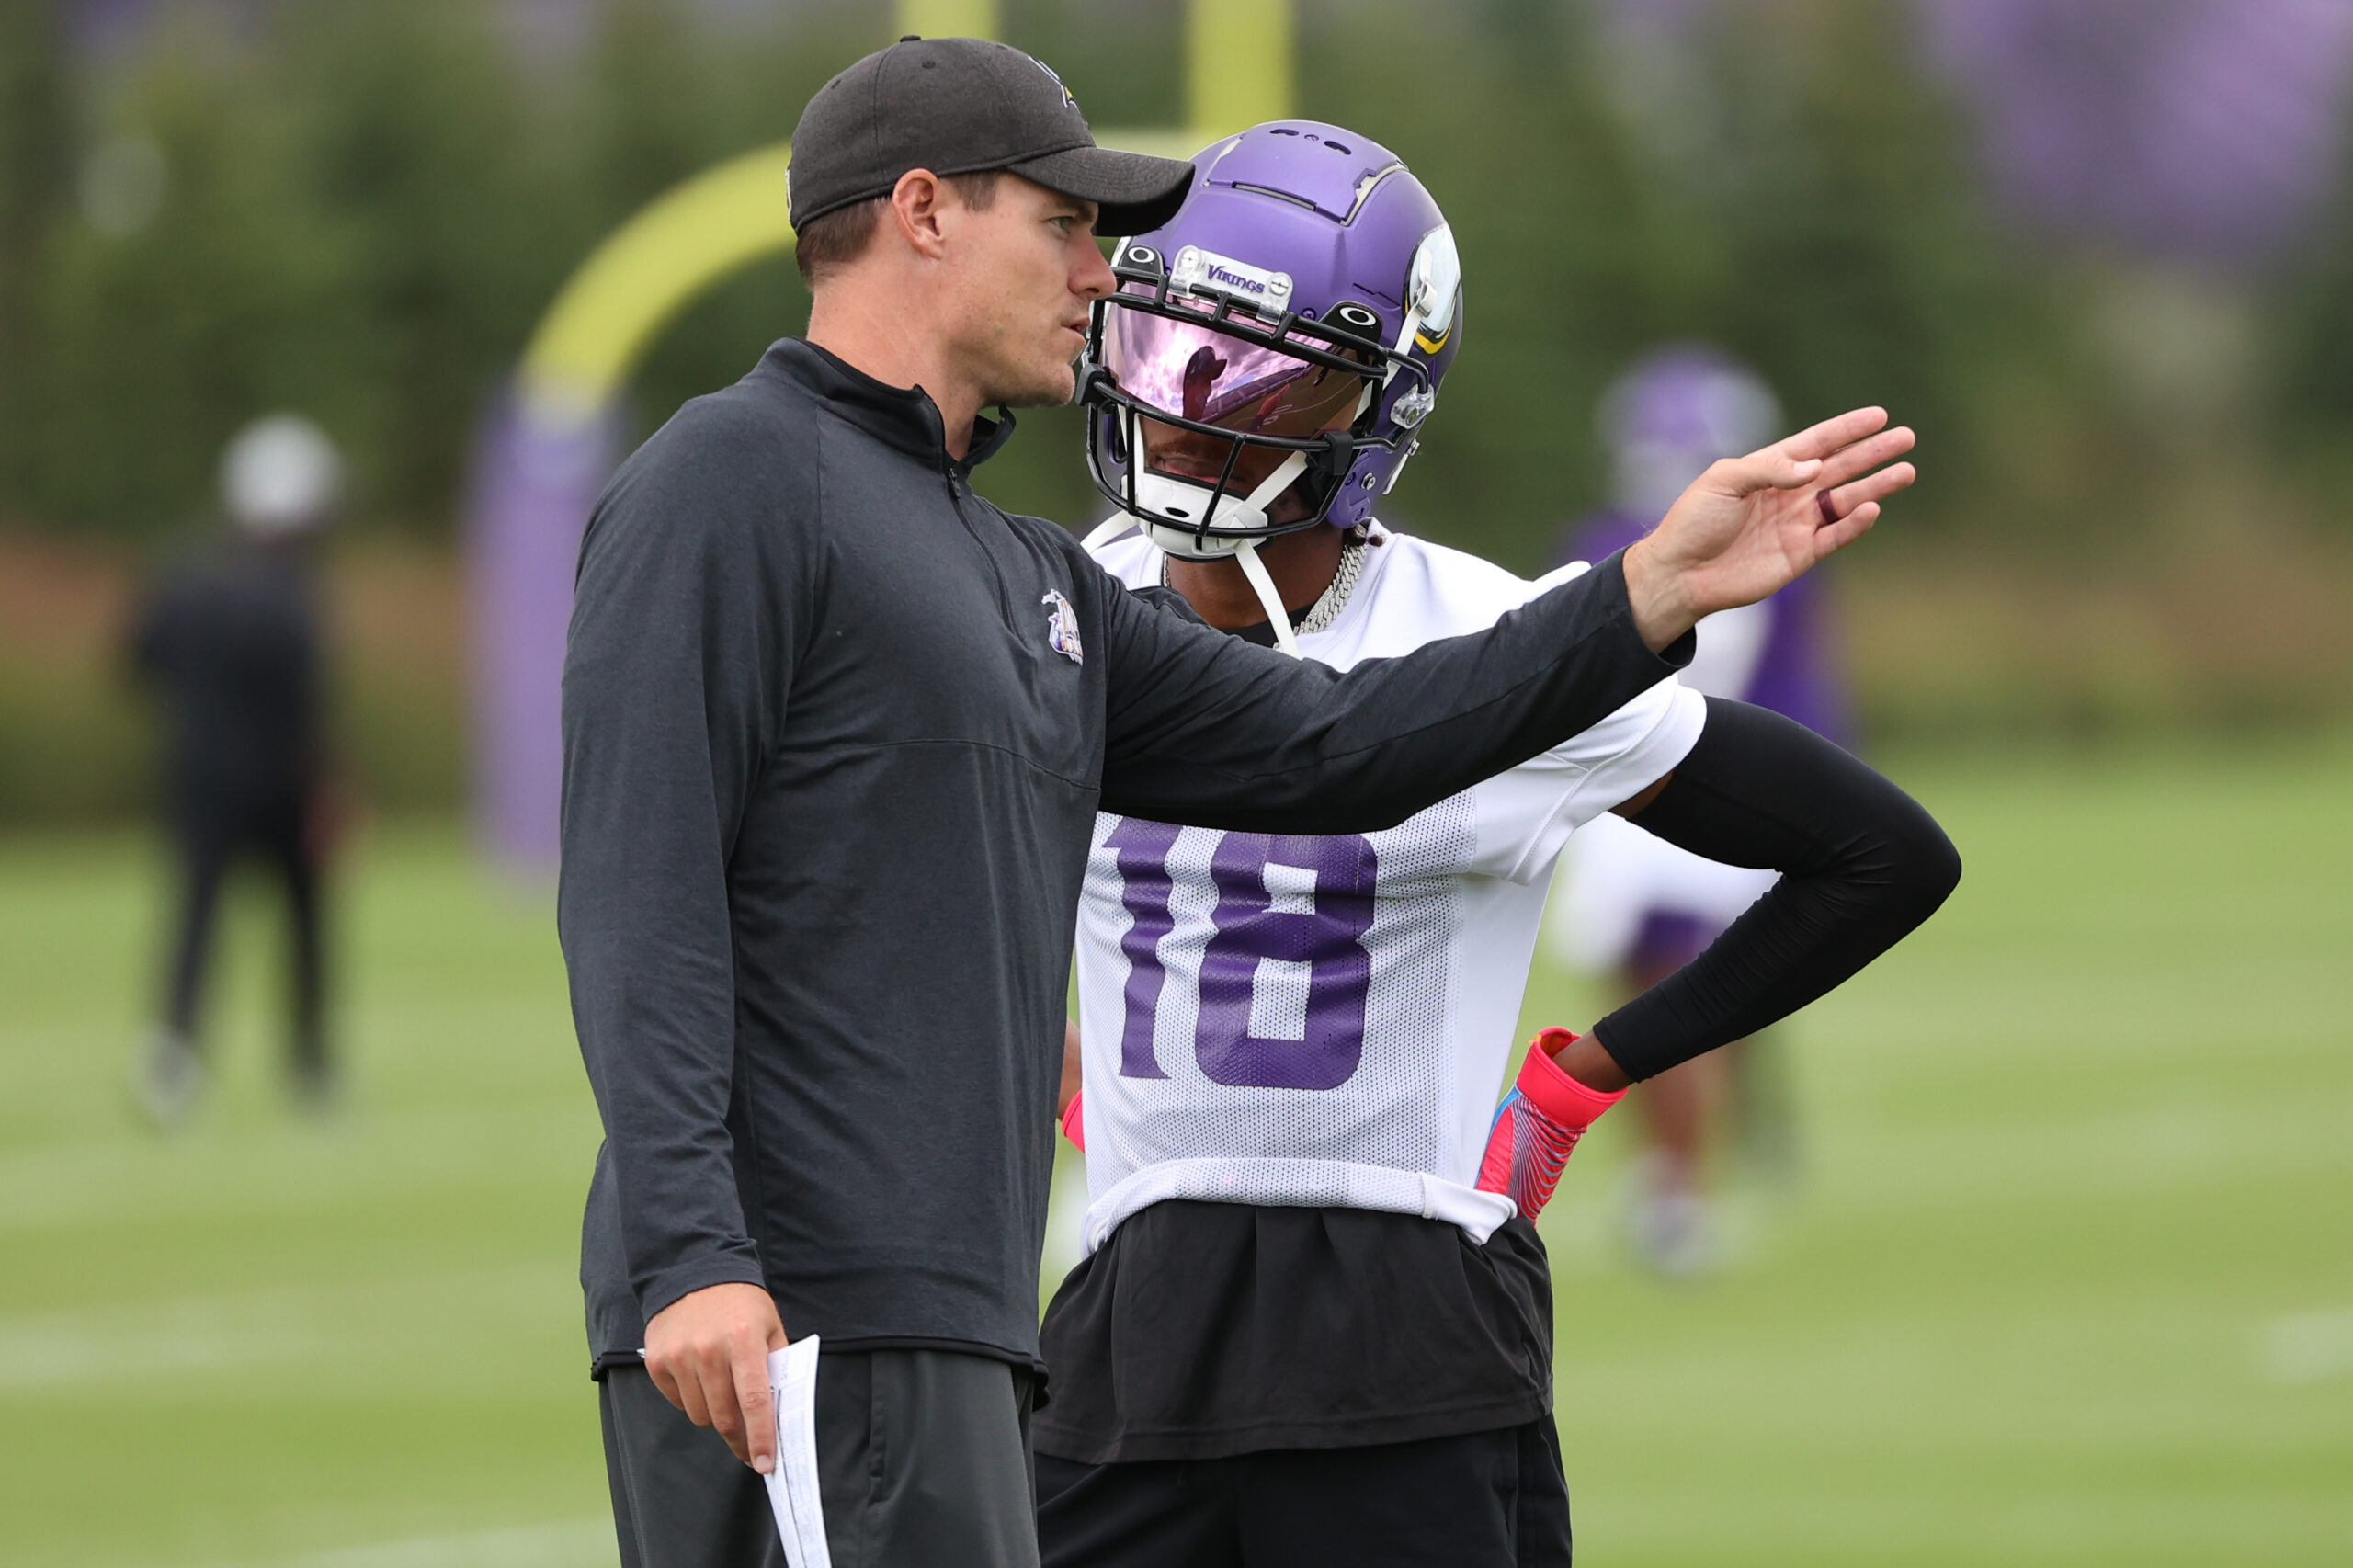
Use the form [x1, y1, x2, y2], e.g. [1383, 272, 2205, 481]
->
[1035, 1417, 1573, 1568]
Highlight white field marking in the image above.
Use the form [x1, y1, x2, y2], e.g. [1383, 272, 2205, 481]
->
[1802, 1091, 2353, 1214]
[0, 1260, 572, 1389]
[0, 1097, 596, 1233]
[152, 1519, 615, 1568]
[2257, 1306, 2353, 1384]
[0, 1294, 322, 1389]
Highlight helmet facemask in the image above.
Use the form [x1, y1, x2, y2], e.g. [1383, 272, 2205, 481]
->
[1090, 281, 1382, 557]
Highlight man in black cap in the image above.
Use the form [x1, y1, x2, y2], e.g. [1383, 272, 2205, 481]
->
[561, 35, 1913, 1568]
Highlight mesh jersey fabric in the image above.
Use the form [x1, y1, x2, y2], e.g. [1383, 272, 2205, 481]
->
[1074, 523, 1704, 1251]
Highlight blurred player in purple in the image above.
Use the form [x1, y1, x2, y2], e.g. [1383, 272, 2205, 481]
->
[1548, 347, 1851, 1275]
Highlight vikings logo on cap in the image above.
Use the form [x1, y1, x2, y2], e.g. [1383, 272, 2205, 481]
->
[1028, 54, 1079, 112]
[1042, 590, 1084, 664]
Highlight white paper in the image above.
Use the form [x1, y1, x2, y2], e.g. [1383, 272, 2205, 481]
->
[762, 1335, 832, 1568]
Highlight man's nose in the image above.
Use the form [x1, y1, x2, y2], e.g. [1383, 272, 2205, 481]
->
[1074, 237, 1116, 301]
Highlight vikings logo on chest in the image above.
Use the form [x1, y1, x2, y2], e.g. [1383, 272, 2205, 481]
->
[1042, 590, 1085, 664]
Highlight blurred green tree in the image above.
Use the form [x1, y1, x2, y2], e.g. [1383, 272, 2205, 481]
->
[0, 0, 2340, 555]
[0, 0, 72, 511]
[273, 0, 551, 527]
[30, 12, 344, 533]
[2268, 147, 2353, 526]
[572, 0, 806, 453]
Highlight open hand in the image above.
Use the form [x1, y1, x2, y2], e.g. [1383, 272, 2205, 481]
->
[643, 1281, 789, 1473]
[1623, 407, 1915, 651]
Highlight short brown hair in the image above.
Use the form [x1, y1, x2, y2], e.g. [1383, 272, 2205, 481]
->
[794, 170, 1003, 286]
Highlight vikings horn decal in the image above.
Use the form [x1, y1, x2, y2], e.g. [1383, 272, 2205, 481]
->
[1406, 224, 1461, 356]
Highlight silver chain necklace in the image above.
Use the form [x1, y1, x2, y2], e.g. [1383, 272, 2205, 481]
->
[1164, 529, 1369, 637]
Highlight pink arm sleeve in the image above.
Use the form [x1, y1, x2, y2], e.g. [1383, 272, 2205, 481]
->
[1060, 1089, 1086, 1152]
[1475, 1028, 1625, 1221]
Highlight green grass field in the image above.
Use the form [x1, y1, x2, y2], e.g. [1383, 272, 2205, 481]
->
[2, 741, 2347, 1566]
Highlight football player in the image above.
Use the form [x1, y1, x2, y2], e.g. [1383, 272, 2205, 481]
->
[1549, 347, 1849, 1274]
[1033, 122, 1958, 1567]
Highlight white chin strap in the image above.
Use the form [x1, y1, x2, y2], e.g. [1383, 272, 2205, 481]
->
[1084, 449, 1314, 658]
[1231, 538, 1301, 658]
[1075, 521, 1301, 658]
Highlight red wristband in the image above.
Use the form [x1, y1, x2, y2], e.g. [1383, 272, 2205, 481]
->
[1514, 1028, 1626, 1130]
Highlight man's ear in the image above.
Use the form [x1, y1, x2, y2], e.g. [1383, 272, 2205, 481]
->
[888, 169, 951, 262]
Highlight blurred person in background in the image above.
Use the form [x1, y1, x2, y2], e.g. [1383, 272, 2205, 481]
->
[1547, 347, 1853, 1276]
[128, 415, 347, 1125]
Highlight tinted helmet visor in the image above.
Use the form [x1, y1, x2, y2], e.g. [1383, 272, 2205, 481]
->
[1099, 294, 1375, 494]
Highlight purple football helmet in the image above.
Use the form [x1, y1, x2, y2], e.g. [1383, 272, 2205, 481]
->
[1080, 121, 1463, 567]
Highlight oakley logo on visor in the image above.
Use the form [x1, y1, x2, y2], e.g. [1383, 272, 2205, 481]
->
[1171, 246, 1294, 312]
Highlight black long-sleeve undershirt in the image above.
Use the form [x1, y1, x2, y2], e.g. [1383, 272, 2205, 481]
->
[1593, 697, 1962, 1082]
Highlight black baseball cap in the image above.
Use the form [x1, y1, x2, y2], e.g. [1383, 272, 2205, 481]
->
[787, 37, 1195, 236]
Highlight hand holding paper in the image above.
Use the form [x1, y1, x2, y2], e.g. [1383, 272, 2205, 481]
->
[762, 1336, 832, 1568]
[641, 1281, 788, 1472]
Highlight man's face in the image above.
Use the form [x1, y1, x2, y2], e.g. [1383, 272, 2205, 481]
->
[937, 175, 1115, 409]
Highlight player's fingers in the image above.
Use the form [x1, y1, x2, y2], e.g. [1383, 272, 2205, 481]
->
[1810, 498, 1880, 561]
[1711, 450, 1822, 498]
[733, 1341, 779, 1476]
[1828, 460, 1917, 513]
[1813, 426, 1915, 489]
[1774, 406, 1889, 463]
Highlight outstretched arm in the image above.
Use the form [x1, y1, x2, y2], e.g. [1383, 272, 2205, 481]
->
[1552, 698, 1961, 1093]
[1097, 411, 1913, 837]
[1097, 550, 1685, 835]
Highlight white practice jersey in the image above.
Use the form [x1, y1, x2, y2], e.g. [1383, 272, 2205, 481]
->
[1073, 523, 1705, 1252]
[1547, 603, 1780, 972]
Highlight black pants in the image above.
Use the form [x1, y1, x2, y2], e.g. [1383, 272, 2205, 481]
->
[600, 1348, 1040, 1568]
[1035, 1418, 1573, 1568]
[164, 790, 324, 1072]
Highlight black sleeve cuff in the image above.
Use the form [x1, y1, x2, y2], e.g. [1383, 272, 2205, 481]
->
[1595, 549, 1697, 672]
